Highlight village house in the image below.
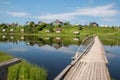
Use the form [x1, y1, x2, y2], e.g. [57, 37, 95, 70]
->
[45, 30, 50, 33]
[10, 36, 14, 39]
[73, 31, 80, 35]
[2, 29, 6, 32]
[21, 35, 24, 40]
[73, 37, 79, 41]
[10, 28, 14, 32]
[90, 22, 99, 27]
[53, 44, 62, 49]
[2, 35, 6, 38]
[45, 37, 50, 40]
[20, 29, 24, 33]
[56, 28, 62, 33]
[25, 21, 30, 25]
[53, 19, 63, 26]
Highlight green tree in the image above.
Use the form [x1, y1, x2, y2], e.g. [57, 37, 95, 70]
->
[36, 22, 47, 31]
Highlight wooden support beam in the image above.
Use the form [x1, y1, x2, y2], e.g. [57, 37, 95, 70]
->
[0, 58, 21, 80]
[0, 58, 21, 70]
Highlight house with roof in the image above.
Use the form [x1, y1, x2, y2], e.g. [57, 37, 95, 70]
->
[53, 19, 63, 26]
[20, 29, 24, 33]
[10, 28, 14, 32]
[90, 22, 99, 27]
[2, 29, 6, 32]
[56, 28, 62, 33]
[73, 31, 80, 35]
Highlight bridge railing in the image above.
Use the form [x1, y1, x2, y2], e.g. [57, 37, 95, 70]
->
[54, 36, 96, 80]
[72, 36, 95, 59]
[0, 58, 21, 80]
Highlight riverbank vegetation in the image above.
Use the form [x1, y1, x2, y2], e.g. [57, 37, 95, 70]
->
[0, 52, 47, 80]
[0, 20, 120, 37]
[0, 21, 120, 47]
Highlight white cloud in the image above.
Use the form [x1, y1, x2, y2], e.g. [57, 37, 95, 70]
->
[6, 12, 29, 17]
[33, 3, 117, 21]
[102, 18, 115, 22]
[0, 1, 10, 5]
[33, 13, 75, 21]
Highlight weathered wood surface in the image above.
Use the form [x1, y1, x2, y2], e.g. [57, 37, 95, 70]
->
[0, 58, 21, 69]
[54, 36, 95, 80]
[54, 36, 111, 80]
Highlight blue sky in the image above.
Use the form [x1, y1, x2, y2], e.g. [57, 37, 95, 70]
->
[0, 0, 120, 26]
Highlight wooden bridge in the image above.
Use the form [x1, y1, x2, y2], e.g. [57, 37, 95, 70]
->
[0, 58, 21, 80]
[54, 36, 111, 80]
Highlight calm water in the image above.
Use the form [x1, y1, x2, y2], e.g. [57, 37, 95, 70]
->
[0, 35, 120, 80]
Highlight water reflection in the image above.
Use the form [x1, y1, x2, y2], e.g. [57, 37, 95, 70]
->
[0, 35, 120, 80]
[105, 46, 120, 80]
[0, 35, 81, 49]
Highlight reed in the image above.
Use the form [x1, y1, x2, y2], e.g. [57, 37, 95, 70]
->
[0, 52, 47, 80]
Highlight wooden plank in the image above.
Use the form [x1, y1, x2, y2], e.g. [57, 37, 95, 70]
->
[81, 62, 92, 80]
[54, 65, 71, 80]
[88, 62, 95, 80]
[102, 64, 108, 80]
[73, 62, 87, 80]
[0, 58, 21, 70]
[54, 36, 111, 80]
[64, 62, 82, 80]
[94, 62, 100, 80]
[0, 58, 21, 80]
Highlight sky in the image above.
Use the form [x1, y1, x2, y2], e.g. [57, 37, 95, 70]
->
[0, 0, 120, 26]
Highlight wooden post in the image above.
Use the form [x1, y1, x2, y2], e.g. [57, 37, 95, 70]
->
[0, 58, 21, 80]
[0, 68, 8, 80]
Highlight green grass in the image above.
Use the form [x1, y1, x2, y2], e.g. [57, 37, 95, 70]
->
[0, 52, 13, 62]
[1, 26, 120, 38]
[0, 52, 47, 80]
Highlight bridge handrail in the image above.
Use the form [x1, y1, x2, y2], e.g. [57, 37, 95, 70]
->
[71, 38, 95, 65]
[0, 58, 21, 80]
[54, 36, 96, 80]
[76, 35, 95, 53]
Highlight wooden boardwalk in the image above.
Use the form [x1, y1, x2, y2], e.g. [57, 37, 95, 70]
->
[54, 36, 111, 80]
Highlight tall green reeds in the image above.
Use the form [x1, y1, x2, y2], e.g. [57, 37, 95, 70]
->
[0, 52, 47, 80]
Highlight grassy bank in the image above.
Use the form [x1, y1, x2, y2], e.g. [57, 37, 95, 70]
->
[0, 52, 47, 80]
[1, 26, 120, 38]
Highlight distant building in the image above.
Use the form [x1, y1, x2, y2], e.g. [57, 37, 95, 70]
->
[2, 29, 6, 32]
[89, 22, 99, 27]
[10, 36, 14, 39]
[73, 31, 80, 35]
[53, 19, 63, 26]
[56, 28, 62, 33]
[2, 35, 6, 38]
[20, 29, 24, 33]
[25, 21, 30, 26]
[73, 37, 79, 41]
[10, 28, 14, 32]
[21, 35, 24, 40]
[45, 30, 50, 33]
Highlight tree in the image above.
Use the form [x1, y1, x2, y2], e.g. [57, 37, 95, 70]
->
[36, 22, 47, 31]
[64, 21, 71, 27]
[0, 23, 8, 29]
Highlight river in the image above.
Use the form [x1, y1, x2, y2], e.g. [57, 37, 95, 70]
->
[0, 35, 119, 80]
